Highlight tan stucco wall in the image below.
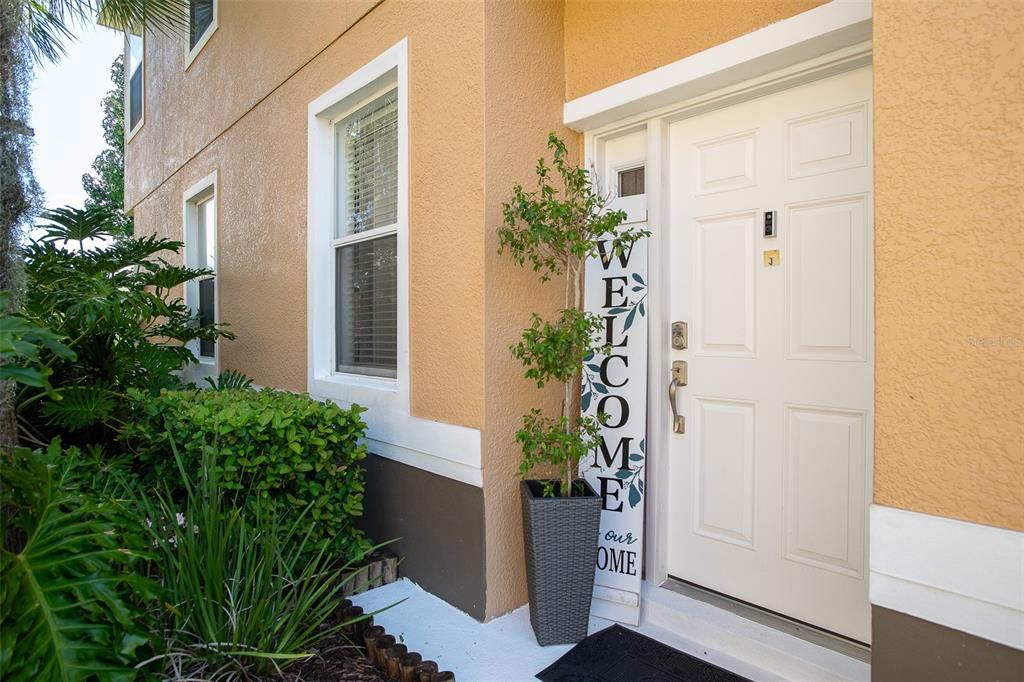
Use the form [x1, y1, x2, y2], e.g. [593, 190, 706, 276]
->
[129, 0, 486, 428]
[562, 0, 825, 100]
[482, 0, 577, 620]
[874, 0, 1024, 531]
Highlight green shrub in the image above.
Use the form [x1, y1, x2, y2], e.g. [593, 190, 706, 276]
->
[122, 387, 371, 561]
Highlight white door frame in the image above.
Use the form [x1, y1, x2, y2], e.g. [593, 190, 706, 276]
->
[569, 0, 873, 602]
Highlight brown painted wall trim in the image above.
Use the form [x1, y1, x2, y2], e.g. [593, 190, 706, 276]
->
[872, 606, 1024, 682]
[358, 454, 485, 620]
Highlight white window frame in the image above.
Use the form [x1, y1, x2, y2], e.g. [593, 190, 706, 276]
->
[181, 171, 219, 385]
[185, 0, 218, 69]
[124, 30, 144, 143]
[307, 39, 482, 487]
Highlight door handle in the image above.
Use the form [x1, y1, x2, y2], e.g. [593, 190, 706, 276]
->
[668, 360, 687, 434]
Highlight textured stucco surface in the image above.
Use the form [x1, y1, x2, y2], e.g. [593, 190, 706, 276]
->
[129, 0, 486, 427]
[482, 0, 576, 620]
[873, 0, 1024, 531]
[562, 0, 825, 100]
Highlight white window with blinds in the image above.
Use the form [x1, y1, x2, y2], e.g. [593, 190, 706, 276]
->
[332, 89, 398, 378]
[307, 39, 483, 488]
[181, 171, 219, 386]
[308, 40, 408, 405]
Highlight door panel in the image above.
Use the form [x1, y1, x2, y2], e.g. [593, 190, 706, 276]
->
[695, 212, 756, 356]
[665, 66, 873, 643]
[693, 398, 756, 549]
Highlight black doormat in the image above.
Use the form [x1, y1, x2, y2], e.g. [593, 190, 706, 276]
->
[536, 624, 753, 682]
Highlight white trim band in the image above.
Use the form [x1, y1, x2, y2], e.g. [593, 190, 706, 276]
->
[563, 0, 872, 132]
[870, 504, 1024, 650]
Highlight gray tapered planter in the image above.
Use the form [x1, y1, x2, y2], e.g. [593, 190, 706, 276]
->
[520, 479, 602, 646]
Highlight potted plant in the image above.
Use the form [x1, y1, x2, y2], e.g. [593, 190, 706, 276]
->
[498, 133, 649, 645]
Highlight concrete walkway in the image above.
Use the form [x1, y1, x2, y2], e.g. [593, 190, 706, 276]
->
[352, 579, 588, 681]
[352, 579, 870, 682]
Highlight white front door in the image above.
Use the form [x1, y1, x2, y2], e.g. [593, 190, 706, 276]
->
[665, 66, 873, 643]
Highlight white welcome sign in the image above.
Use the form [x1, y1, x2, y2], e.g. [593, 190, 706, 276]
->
[581, 227, 648, 626]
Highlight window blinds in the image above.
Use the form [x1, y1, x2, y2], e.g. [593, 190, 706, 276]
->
[337, 91, 398, 238]
[333, 88, 399, 378]
[335, 235, 397, 377]
[190, 0, 214, 48]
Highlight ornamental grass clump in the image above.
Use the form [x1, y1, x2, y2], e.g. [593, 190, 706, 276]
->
[136, 442, 386, 680]
[498, 133, 649, 497]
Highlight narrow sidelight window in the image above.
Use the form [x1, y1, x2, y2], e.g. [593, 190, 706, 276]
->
[332, 89, 398, 378]
[125, 32, 143, 135]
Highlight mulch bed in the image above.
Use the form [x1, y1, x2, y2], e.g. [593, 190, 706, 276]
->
[278, 601, 454, 682]
[277, 605, 394, 682]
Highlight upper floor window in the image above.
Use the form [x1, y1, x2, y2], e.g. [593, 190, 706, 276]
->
[125, 31, 143, 138]
[333, 89, 399, 377]
[187, 0, 218, 65]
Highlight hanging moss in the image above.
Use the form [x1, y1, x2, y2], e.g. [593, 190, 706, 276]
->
[0, 0, 41, 305]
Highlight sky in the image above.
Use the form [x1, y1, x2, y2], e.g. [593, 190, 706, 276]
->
[29, 22, 123, 213]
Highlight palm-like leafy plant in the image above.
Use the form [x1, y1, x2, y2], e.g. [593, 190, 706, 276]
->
[203, 369, 254, 391]
[17, 206, 234, 446]
[20, 0, 187, 64]
[0, 442, 160, 681]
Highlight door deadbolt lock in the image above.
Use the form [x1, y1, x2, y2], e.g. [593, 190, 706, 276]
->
[668, 360, 687, 434]
[671, 321, 688, 350]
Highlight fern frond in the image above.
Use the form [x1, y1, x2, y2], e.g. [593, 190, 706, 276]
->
[40, 387, 117, 430]
[203, 370, 254, 391]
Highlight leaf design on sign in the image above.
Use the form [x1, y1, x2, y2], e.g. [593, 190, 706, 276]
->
[623, 306, 637, 331]
[639, 439, 646, 452]
[629, 453, 643, 462]
[581, 391, 592, 413]
[593, 382, 608, 394]
[583, 351, 595, 362]
[607, 307, 628, 315]
[631, 273, 645, 286]
[615, 468, 632, 479]
[639, 302, 645, 317]
[586, 363, 602, 373]
[628, 483, 642, 508]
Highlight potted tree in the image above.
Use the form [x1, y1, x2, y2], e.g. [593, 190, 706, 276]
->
[498, 133, 649, 645]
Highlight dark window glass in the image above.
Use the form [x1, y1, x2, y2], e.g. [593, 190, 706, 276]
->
[199, 277, 215, 358]
[335, 235, 397, 377]
[190, 0, 214, 49]
[618, 166, 645, 197]
[129, 67, 142, 131]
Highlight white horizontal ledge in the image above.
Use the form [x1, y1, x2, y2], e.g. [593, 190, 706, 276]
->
[870, 504, 1024, 650]
[315, 393, 483, 488]
[564, 0, 872, 132]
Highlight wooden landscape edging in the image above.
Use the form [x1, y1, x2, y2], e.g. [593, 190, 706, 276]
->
[341, 551, 401, 597]
[335, 600, 456, 682]
[333, 551, 455, 681]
